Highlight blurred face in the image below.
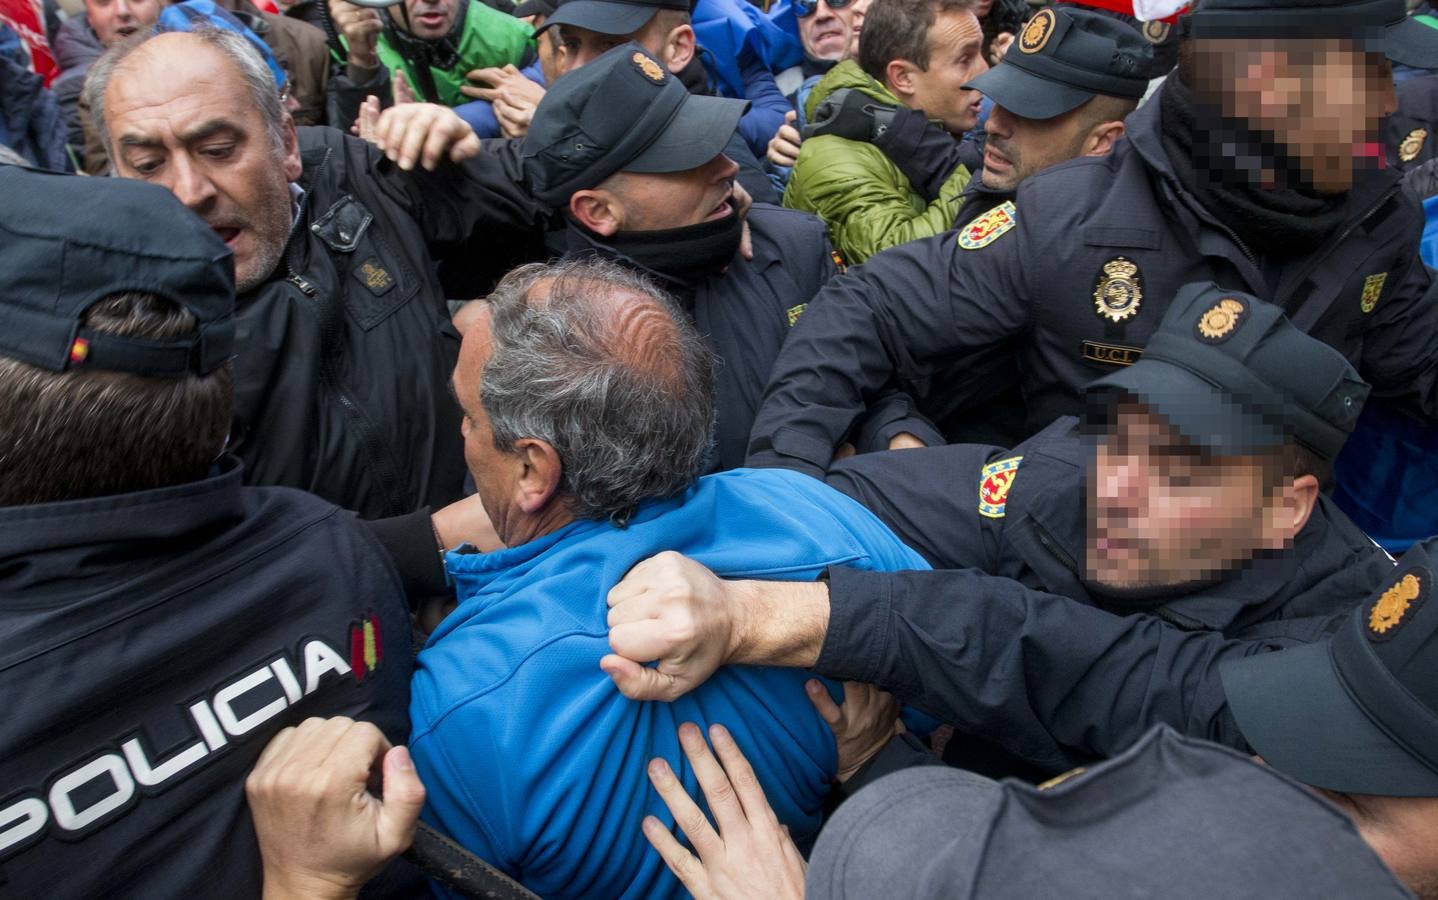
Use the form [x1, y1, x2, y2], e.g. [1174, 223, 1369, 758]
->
[85, 0, 161, 47]
[1197, 39, 1397, 194]
[1086, 404, 1278, 591]
[607, 153, 740, 231]
[798, 0, 857, 62]
[902, 8, 987, 135]
[105, 35, 301, 294]
[982, 101, 1093, 191]
[1322, 791, 1438, 899]
[397, 0, 458, 39]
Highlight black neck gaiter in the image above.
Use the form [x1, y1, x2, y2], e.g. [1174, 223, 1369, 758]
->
[1159, 75, 1352, 258]
[565, 211, 744, 290]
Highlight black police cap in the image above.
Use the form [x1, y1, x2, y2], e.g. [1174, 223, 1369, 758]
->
[0, 166, 235, 378]
[538, 0, 689, 38]
[964, 7, 1153, 120]
[1188, 0, 1438, 69]
[1223, 537, 1438, 797]
[520, 43, 746, 206]
[1085, 282, 1370, 463]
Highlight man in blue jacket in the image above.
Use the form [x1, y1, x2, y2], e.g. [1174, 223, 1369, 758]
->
[408, 257, 926, 899]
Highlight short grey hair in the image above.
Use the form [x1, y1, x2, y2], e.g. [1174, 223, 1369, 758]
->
[479, 258, 716, 527]
[84, 27, 286, 165]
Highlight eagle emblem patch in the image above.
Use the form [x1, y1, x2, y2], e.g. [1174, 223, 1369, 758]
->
[978, 455, 1023, 518]
[1093, 257, 1143, 323]
[957, 201, 1017, 250]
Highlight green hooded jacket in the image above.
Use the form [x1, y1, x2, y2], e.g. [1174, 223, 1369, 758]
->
[782, 60, 971, 264]
[373, 0, 534, 108]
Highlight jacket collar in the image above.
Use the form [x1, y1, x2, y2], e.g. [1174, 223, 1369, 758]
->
[0, 456, 247, 600]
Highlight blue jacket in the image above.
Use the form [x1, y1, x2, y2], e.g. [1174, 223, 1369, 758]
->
[409, 467, 927, 900]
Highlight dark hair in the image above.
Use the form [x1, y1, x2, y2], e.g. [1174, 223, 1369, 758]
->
[859, 0, 978, 83]
[478, 258, 715, 527]
[0, 293, 233, 506]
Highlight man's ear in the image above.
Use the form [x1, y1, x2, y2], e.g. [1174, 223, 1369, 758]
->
[884, 59, 921, 105]
[661, 23, 696, 73]
[280, 113, 302, 183]
[1263, 473, 1320, 550]
[1081, 120, 1126, 157]
[512, 437, 563, 514]
[569, 188, 624, 235]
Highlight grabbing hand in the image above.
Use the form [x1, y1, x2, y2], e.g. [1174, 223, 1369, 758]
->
[329, 0, 382, 69]
[806, 680, 904, 782]
[246, 717, 426, 900]
[804, 88, 898, 144]
[462, 66, 547, 138]
[370, 103, 481, 171]
[602, 552, 739, 702]
[767, 110, 802, 167]
[643, 723, 806, 900]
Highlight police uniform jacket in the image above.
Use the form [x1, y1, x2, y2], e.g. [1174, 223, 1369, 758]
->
[234, 126, 545, 518]
[567, 204, 841, 471]
[748, 79, 1438, 476]
[817, 417, 1398, 775]
[0, 458, 412, 897]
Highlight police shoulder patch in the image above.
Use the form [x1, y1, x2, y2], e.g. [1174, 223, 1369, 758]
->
[1360, 272, 1388, 315]
[978, 455, 1023, 518]
[958, 201, 1017, 250]
[1368, 568, 1427, 640]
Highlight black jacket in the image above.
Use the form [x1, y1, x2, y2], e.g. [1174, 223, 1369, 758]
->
[232, 126, 545, 518]
[0, 459, 413, 897]
[817, 418, 1396, 775]
[748, 78, 1438, 476]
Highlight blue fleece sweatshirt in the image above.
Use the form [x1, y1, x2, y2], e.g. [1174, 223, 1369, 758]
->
[409, 467, 927, 899]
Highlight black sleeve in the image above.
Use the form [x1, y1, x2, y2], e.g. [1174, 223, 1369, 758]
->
[326, 63, 392, 136]
[360, 508, 449, 608]
[814, 566, 1277, 774]
[872, 108, 968, 204]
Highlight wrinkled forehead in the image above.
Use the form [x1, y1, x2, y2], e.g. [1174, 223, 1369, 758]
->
[106, 36, 259, 131]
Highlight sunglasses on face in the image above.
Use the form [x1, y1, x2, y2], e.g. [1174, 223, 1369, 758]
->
[794, 0, 853, 19]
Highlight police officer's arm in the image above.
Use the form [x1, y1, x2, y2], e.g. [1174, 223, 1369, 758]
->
[1359, 253, 1438, 422]
[603, 556, 1278, 775]
[746, 221, 1031, 477]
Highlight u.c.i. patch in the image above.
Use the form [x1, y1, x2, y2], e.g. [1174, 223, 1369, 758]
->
[978, 455, 1023, 518]
[958, 201, 1017, 250]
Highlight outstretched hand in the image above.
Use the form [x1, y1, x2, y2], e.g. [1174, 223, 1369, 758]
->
[643, 723, 806, 900]
[369, 103, 482, 171]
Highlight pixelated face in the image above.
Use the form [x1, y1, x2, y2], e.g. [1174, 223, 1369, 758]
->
[608, 154, 740, 231]
[105, 35, 301, 294]
[1193, 38, 1396, 194]
[982, 101, 1094, 192]
[1086, 404, 1276, 590]
[85, 0, 162, 48]
[1320, 791, 1438, 899]
[799, 0, 858, 62]
[905, 8, 988, 136]
[398, 0, 458, 40]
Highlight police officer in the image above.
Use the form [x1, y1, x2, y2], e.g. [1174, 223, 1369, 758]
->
[747, 0, 1438, 476]
[520, 43, 842, 470]
[600, 285, 1395, 779]
[0, 167, 412, 898]
[1222, 538, 1438, 897]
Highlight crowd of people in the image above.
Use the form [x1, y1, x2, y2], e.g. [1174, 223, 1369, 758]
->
[3, 0, 1438, 896]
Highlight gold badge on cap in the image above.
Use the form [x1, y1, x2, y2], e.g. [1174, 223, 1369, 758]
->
[957, 201, 1017, 250]
[1369, 571, 1422, 636]
[1197, 297, 1246, 342]
[1360, 272, 1388, 315]
[632, 51, 666, 84]
[1400, 128, 1428, 163]
[978, 455, 1023, 519]
[1019, 8, 1055, 54]
[1142, 20, 1171, 44]
[1093, 257, 1143, 324]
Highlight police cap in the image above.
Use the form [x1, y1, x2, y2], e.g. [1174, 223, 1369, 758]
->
[964, 7, 1152, 120]
[521, 43, 746, 206]
[1085, 282, 1370, 463]
[538, 0, 688, 38]
[806, 726, 1408, 899]
[1187, 0, 1438, 69]
[0, 166, 235, 377]
[1222, 538, 1438, 797]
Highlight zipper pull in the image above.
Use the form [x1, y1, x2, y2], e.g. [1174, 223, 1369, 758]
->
[286, 270, 317, 297]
